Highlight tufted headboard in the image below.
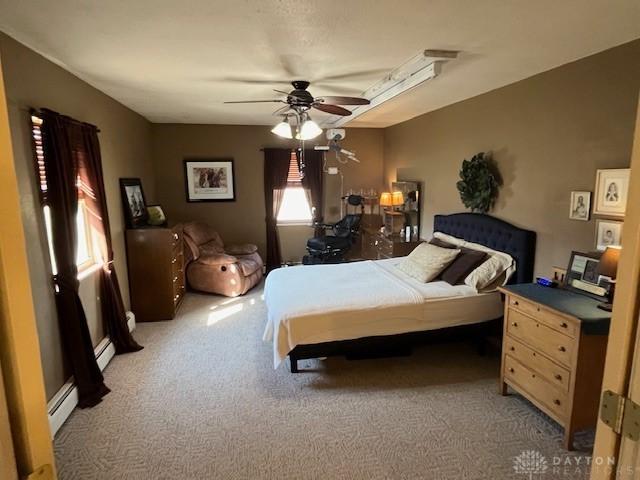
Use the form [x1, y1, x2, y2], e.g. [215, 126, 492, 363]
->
[433, 213, 537, 285]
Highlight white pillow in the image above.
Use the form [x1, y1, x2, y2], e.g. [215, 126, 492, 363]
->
[396, 243, 460, 283]
[432, 232, 515, 290]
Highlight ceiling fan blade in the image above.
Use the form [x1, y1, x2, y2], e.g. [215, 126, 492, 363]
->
[315, 69, 390, 83]
[272, 105, 292, 116]
[223, 77, 290, 85]
[224, 99, 286, 104]
[312, 103, 352, 116]
[315, 96, 370, 106]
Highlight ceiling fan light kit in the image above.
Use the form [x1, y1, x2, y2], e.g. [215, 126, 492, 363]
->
[297, 114, 323, 140]
[270, 116, 293, 138]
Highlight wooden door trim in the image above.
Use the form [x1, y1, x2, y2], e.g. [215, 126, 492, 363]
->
[591, 97, 640, 478]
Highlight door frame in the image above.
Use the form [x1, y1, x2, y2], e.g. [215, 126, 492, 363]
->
[591, 97, 640, 478]
[0, 48, 56, 478]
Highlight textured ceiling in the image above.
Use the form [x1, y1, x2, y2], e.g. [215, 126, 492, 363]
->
[0, 0, 639, 127]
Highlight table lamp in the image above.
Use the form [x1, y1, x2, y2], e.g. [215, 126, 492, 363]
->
[379, 192, 392, 209]
[391, 191, 404, 209]
[595, 246, 621, 311]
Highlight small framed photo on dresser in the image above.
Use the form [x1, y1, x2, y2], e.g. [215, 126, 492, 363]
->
[595, 219, 623, 252]
[569, 191, 591, 221]
[593, 168, 630, 217]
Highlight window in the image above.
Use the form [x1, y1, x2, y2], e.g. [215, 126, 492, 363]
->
[276, 151, 312, 225]
[31, 115, 100, 275]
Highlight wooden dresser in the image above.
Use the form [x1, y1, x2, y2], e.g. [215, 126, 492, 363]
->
[498, 284, 611, 449]
[126, 224, 185, 321]
[361, 228, 421, 260]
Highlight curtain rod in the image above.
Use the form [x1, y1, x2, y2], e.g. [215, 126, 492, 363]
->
[30, 107, 101, 132]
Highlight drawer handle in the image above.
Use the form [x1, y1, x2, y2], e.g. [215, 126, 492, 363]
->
[554, 399, 561, 406]
[554, 374, 562, 381]
[173, 233, 179, 241]
[172, 258, 177, 264]
[508, 367, 514, 373]
[558, 346, 566, 352]
[560, 322, 568, 328]
[509, 346, 515, 351]
[173, 276, 178, 283]
[513, 300, 519, 306]
[511, 322, 518, 327]
[536, 307, 540, 312]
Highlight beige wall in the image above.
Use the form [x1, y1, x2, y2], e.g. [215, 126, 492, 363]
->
[151, 124, 384, 261]
[384, 40, 640, 277]
[1, 33, 156, 399]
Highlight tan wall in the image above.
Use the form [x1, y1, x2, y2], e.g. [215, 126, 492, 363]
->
[0, 33, 156, 399]
[384, 40, 640, 277]
[151, 124, 384, 262]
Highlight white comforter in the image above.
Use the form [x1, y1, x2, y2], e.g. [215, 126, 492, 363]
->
[263, 259, 499, 368]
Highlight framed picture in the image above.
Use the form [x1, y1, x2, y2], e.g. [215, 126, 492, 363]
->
[569, 191, 591, 221]
[119, 178, 148, 228]
[595, 219, 623, 251]
[184, 159, 236, 202]
[593, 168, 630, 217]
[564, 251, 610, 300]
[146, 205, 167, 227]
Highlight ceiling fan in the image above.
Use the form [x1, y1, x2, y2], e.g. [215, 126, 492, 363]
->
[224, 80, 370, 139]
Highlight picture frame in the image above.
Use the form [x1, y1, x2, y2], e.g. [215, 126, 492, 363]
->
[119, 178, 148, 228]
[595, 219, 623, 252]
[569, 191, 591, 221]
[593, 168, 630, 217]
[564, 250, 610, 300]
[146, 204, 167, 227]
[184, 158, 236, 202]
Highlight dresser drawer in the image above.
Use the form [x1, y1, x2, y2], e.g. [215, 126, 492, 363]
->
[504, 355, 567, 420]
[508, 296, 578, 338]
[507, 309, 575, 367]
[504, 336, 571, 391]
[374, 237, 393, 257]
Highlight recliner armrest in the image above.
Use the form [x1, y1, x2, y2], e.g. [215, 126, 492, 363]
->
[196, 253, 238, 266]
[225, 243, 258, 255]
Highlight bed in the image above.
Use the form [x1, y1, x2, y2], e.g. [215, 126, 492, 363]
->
[263, 213, 536, 372]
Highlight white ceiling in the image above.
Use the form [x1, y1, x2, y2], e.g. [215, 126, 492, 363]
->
[1, 0, 639, 127]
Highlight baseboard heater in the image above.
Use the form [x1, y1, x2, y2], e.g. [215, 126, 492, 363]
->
[47, 311, 135, 437]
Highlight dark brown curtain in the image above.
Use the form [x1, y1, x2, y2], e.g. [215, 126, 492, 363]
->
[263, 148, 291, 271]
[77, 125, 143, 354]
[298, 149, 324, 237]
[40, 109, 110, 407]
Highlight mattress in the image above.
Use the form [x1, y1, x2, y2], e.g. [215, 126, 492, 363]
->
[263, 258, 504, 368]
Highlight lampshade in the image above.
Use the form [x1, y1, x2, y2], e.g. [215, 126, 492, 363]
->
[379, 192, 392, 207]
[596, 246, 621, 279]
[271, 117, 293, 139]
[391, 191, 404, 206]
[297, 117, 322, 140]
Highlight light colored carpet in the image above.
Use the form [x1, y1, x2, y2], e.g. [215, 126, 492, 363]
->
[55, 283, 594, 479]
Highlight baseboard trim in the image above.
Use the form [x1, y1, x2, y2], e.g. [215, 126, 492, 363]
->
[47, 311, 136, 437]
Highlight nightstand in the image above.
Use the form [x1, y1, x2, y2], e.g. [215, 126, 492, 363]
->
[498, 284, 611, 450]
[361, 228, 421, 260]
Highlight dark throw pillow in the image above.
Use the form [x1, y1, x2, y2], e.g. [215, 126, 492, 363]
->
[439, 247, 489, 285]
[428, 237, 456, 249]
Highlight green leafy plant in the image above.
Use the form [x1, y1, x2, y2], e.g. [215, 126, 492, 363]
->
[456, 152, 499, 213]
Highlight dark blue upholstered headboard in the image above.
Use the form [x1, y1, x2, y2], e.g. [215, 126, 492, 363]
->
[433, 213, 537, 285]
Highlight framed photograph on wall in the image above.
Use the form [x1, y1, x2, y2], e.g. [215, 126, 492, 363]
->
[593, 168, 630, 217]
[119, 178, 148, 228]
[184, 159, 236, 202]
[569, 191, 591, 221]
[595, 219, 623, 252]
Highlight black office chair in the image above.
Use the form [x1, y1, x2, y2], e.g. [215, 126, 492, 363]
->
[303, 195, 364, 264]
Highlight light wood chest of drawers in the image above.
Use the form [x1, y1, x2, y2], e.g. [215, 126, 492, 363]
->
[498, 285, 610, 450]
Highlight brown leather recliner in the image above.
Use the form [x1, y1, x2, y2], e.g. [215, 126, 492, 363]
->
[183, 222, 264, 297]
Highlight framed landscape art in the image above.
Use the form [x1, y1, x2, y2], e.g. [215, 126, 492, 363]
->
[184, 159, 236, 202]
